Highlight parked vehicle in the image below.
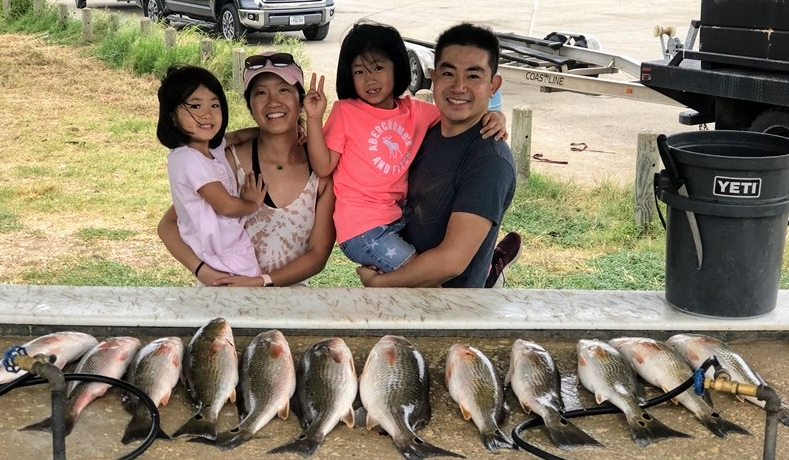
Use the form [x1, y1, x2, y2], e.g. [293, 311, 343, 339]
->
[141, 0, 335, 41]
[406, 0, 789, 135]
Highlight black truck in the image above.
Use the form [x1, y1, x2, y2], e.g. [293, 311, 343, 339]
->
[640, 0, 789, 135]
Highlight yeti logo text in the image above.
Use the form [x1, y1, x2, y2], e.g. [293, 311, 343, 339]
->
[714, 176, 761, 198]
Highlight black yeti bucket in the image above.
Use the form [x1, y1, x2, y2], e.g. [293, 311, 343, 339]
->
[655, 130, 789, 318]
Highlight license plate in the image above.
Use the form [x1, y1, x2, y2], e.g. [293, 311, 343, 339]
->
[289, 16, 305, 25]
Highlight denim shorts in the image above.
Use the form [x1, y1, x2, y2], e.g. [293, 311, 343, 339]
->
[339, 218, 416, 273]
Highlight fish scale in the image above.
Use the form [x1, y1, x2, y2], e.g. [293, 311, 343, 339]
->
[610, 336, 750, 439]
[507, 340, 602, 451]
[446, 344, 516, 452]
[577, 339, 691, 447]
[360, 335, 462, 460]
[268, 337, 356, 457]
[216, 330, 295, 450]
[172, 317, 238, 441]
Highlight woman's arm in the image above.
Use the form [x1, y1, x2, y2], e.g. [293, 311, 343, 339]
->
[225, 127, 259, 146]
[214, 177, 337, 287]
[157, 205, 229, 285]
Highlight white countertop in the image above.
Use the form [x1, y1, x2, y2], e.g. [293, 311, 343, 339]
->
[1, 285, 786, 333]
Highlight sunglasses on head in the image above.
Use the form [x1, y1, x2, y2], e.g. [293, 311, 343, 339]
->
[245, 53, 300, 70]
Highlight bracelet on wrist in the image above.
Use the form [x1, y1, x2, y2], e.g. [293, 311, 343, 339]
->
[260, 273, 274, 286]
[194, 261, 205, 277]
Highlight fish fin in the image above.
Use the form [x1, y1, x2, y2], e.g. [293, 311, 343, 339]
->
[366, 412, 380, 431]
[341, 406, 355, 428]
[395, 434, 465, 460]
[481, 429, 517, 451]
[268, 431, 325, 457]
[171, 413, 218, 441]
[459, 403, 473, 421]
[698, 411, 750, 438]
[628, 411, 692, 447]
[215, 428, 254, 451]
[160, 391, 171, 407]
[660, 386, 680, 405]
[20, 417, 54, 433]
[542, 410, 603, 451]
[520, 400, 532, 414]
[736, 395, 746, 403]
[229, 389, 236, 404]
[504, 367, 512, 387]
[121, 413, 171, 445]
[278, 400, 290, 420]
[595, 393, 607, 405]
[779, 405, 789, 427]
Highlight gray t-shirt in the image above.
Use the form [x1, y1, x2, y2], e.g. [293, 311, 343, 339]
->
[403, 121, 517, 287]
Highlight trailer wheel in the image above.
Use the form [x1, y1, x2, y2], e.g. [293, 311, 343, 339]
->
[408, 50, 431, 94]
[749, 109, 789, 137]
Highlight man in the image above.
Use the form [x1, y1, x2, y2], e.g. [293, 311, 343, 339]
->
[357, 23, 518, 288]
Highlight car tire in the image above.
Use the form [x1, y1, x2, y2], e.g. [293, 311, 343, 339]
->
[75, 0, 86, 9]
[220, 3, 245, 41]
[407, 49, 430, 94]
[749, 109, 789, 137]
[303, 23, 329, 41]
[146, 0, 165, 23]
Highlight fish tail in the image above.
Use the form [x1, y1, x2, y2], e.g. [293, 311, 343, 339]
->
[697, 412, 750, 438]
[268, 431, 325, 457]
[21, 417, 53, 433]
[779, 405, 789, 427]
[121, 413, 171, 445]
[628, 411, 692, 447]
[480, 428, 518, 451]
[171, 415, 217, 440]
[215, 429, 254, 451]
[396, 436, 466, 460]
[543, 411, 604, 450]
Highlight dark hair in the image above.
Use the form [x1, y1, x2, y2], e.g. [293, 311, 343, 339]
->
[336, 21, 410, 100]
[434, 23, 500, 76]
[157, 65, 229, 150]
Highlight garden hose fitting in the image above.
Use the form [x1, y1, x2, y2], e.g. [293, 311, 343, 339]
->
[705, 375, 760, 398]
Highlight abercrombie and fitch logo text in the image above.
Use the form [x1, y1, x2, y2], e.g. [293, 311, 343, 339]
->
[368, 120, 414, 175]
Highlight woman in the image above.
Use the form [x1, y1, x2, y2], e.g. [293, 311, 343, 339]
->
[158, 52, 336, 287]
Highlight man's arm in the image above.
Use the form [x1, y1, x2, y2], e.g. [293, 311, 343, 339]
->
[358, 212, 492, 287]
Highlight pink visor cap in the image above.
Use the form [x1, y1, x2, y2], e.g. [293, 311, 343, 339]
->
[243, 52, 304, 91]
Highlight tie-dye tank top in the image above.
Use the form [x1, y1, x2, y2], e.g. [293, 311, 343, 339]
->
[229, 145, 318, 286]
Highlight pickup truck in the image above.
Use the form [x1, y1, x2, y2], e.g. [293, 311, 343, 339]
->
[143, 0, 335, 41]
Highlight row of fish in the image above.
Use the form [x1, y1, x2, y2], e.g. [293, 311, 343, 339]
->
[2, 324, 787, 459]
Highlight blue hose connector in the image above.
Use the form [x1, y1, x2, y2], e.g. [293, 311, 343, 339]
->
[2, 345, 28, 373]
[693, 368, 706, 396]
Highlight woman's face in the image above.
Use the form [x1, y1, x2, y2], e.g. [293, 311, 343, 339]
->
[248, 73, 302, 135]
[177, 84, 222, 145]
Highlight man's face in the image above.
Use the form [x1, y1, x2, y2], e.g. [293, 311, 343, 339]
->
[431, 44, 501, 136]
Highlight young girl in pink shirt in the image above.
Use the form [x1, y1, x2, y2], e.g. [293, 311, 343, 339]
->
[305, 21, 506, 272]
[158, 65, 265, 278]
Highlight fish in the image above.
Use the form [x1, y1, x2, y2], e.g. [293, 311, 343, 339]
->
[445, 344, 516, 451]
[667, 333, 789, 425]
[217, 330, 296, 450]
[576, 339, 692, 447]
[172, 317, 239, 441]
[121, 336, 184, 444]
[22, 336, 141, 435]
[610, 336, 750, 438]
[0, 331, 98, 385]
[268, 337, 356, 457]
[359, 335, 463, 460]
[505, 339, 602, 450]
